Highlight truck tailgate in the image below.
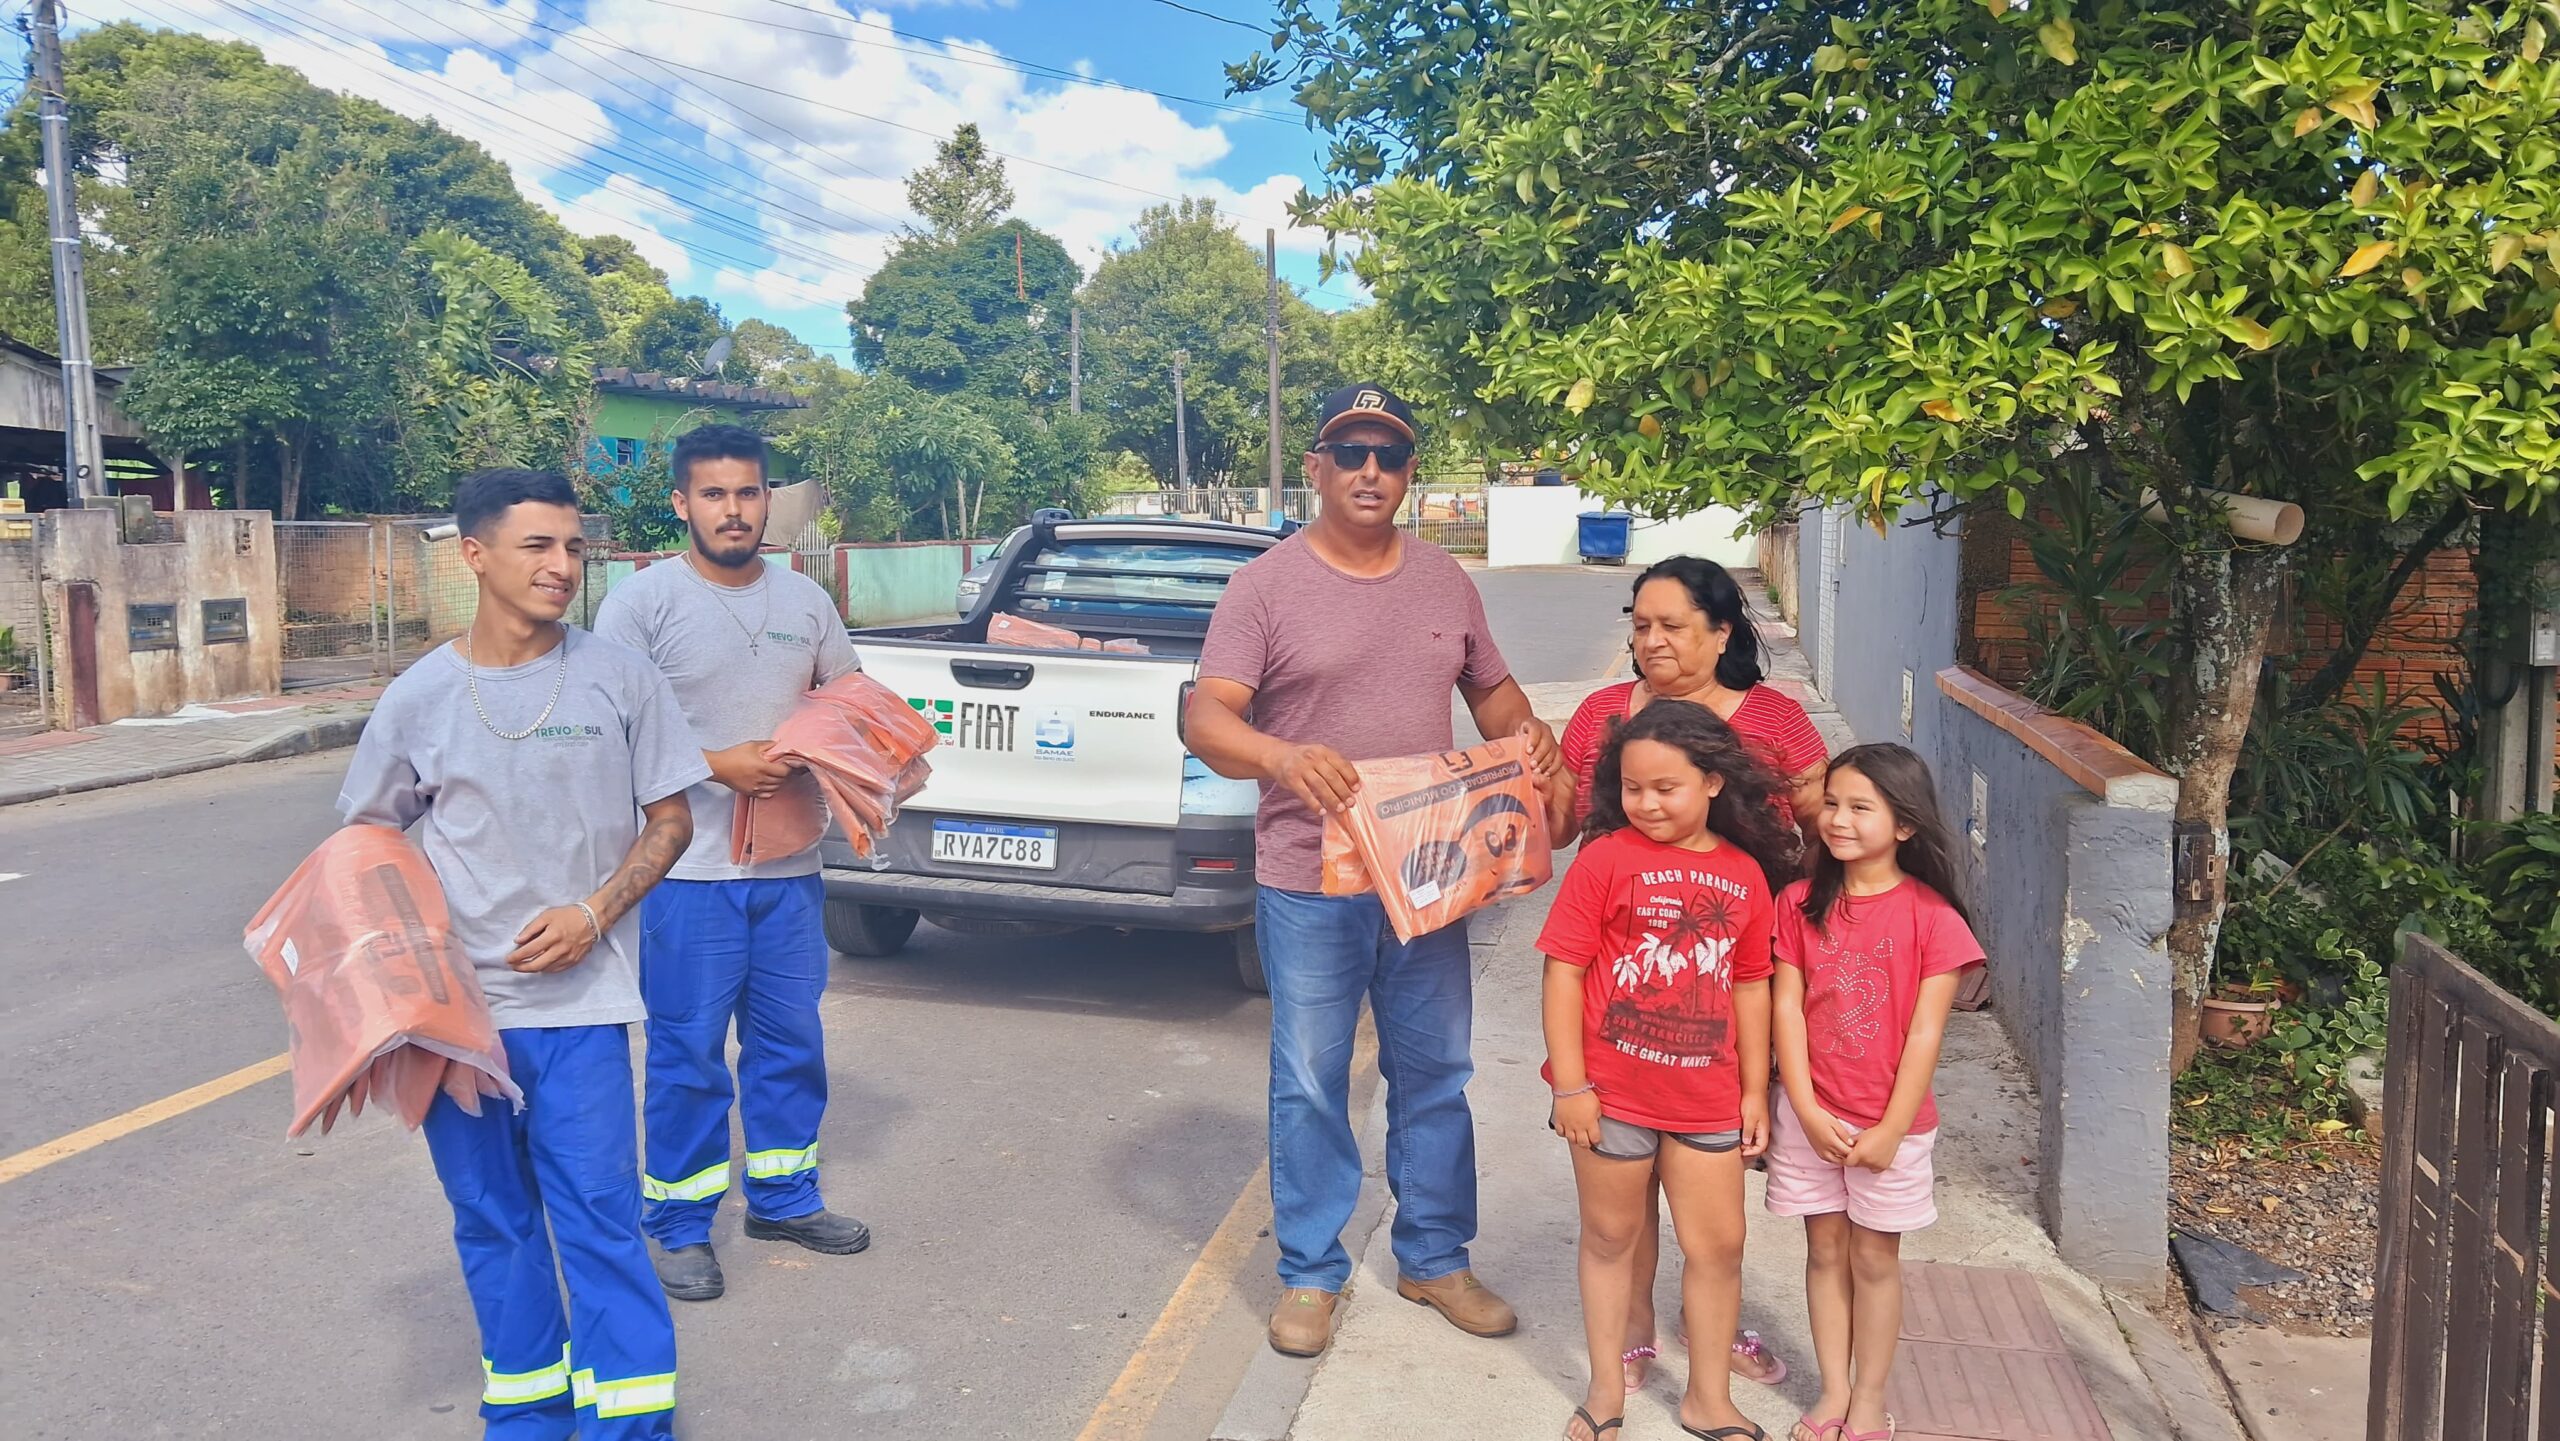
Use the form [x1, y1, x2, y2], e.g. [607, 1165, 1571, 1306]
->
[852, 641, 1194, 828]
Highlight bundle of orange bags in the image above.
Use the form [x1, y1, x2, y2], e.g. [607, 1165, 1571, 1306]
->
[733, 670, 940, 867]
[987, 611, 1150, 654]
[1321, 733, 1556, 943]
[243, 825, 520, 1138]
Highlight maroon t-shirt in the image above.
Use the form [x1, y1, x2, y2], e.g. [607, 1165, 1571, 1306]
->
[1199, 533, 1512, 892]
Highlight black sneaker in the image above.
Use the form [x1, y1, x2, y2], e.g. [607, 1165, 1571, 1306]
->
[651, 1242, 724, 1302]
[744, 1210, 872, 1255]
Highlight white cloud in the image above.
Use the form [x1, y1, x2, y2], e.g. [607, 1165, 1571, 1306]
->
[71, 0, 1335, 345]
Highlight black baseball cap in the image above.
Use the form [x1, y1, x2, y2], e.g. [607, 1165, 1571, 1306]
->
[1315, 383, 1419, 446]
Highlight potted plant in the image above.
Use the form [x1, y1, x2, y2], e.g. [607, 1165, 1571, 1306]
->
[2201, 883, 2294, 1049]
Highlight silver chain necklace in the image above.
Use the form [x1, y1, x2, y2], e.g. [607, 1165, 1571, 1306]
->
[462, 624, 571, 741]
[684, 553, 772, 655]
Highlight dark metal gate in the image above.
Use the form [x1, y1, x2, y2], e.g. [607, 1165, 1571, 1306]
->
[2370, 935, 2560, 1439]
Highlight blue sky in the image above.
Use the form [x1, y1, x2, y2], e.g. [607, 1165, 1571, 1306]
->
[69, 0, 1363, 354]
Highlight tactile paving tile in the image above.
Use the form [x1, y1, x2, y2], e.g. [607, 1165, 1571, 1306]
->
[1884, 1263, 2113, 1441]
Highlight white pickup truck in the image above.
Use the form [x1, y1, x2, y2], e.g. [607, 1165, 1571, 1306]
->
[818, 516, 1282, 989]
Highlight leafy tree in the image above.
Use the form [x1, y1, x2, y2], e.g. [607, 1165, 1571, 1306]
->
[904, 123, 1016, 244]
[847, 219, 1081, 401]
[600, 291, 728, 377]
[778, 373, 1013, 539]
[1251, 0, 2560, 1065]
[406, 228, 591, 476]
[1080, 198, 1336, 486]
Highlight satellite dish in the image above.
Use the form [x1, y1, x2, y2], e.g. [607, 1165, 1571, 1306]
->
[699, 335, 734, 376]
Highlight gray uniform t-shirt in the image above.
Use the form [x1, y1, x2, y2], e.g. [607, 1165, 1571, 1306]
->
[336, 627, 711, 1029]
[591, 556, 862, 881]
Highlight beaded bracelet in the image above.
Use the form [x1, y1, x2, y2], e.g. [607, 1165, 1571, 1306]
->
[1551, 1082, 1596, 1099]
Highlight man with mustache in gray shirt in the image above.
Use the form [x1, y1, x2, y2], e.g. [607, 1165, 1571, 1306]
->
[594, 425, 870, 1304]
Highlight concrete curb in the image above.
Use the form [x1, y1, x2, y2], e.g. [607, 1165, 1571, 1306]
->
[1210, 1078, 1393, 1441]
[0, 710, 371, 807]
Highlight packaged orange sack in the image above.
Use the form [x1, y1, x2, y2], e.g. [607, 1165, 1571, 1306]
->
[748, 671, 939, 865]
[242, 825, 520, 1138]
[989, 611, 1083, 649]
[1320, 734, 1555, 942]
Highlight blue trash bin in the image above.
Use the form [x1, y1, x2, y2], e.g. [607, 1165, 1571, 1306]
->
[1578, 511, 1632, 565]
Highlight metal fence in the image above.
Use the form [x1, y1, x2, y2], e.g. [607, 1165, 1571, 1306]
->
[277, 520, 384, 691]
[277, 516, 613, 688]
[2368, 933, 2560, 1440]
[0, 531, 45, 736]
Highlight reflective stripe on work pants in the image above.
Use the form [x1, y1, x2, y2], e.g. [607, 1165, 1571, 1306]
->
[574, 1367, 679, 1420]
[639, 876, 832, 1250]
[423, 1023, 679, 1441]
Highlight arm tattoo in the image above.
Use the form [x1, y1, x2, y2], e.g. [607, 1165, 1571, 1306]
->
[591, 799, 692, 930]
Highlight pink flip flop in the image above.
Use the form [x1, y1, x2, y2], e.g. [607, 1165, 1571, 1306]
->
[1622, 1343, 1660, 1394]
[1731, 1330, 1789, 1387]
[1841, 1419, 1897, 1441]
[1791, 1422, 1845, 1441]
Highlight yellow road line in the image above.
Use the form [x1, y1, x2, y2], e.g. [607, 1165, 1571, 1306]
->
[0, 1052, 290, 1187]
[1076, 1019, 1380, 1441]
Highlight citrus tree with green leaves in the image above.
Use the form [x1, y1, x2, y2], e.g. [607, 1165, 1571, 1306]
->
[1242, 0, 2560, 1065]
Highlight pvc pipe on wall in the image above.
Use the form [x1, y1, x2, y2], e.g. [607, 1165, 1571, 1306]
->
[2138, 488, 2304, 546]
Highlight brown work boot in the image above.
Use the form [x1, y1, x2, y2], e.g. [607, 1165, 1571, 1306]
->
[1269, 1287, 1341, 1356]
[1396, 1269, 1518, 1337]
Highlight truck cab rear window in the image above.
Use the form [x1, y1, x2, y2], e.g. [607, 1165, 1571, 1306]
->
[1011, 540, 1259, 619]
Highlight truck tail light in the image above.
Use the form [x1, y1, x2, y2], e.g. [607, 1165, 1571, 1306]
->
[1189, 857, 1238, 873]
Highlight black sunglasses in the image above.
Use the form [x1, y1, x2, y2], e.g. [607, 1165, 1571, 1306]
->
[1316, 440, 1415, 471]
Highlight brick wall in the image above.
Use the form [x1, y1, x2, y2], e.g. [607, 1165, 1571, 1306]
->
[1969, 531, 2478, 744]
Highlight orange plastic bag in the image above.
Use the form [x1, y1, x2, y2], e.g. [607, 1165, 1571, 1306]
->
[242, 825, 520, 1138]
[1321, 735, 1555, 942]
[750, 671, 939, 864]
[989, 611, 1083, 649]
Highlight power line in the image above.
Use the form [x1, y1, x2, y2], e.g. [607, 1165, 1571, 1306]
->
[271, 0, 900, 254]
[613, 0, 1295, 126]
[1144, 0, 1273, 35]
[113, 0, 859, 310]
[196, 0, 878, 293]
[409, 0, 915, 234]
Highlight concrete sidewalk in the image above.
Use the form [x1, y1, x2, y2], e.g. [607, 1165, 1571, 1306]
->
[1221, 584, 2241, 1440]
[0, 686, 379, 806]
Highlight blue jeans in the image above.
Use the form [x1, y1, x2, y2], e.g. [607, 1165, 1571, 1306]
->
[1258, 886, 1478, 1292]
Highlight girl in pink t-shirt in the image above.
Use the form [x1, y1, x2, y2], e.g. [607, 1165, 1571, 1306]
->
[1769, 744, 1983, 1441]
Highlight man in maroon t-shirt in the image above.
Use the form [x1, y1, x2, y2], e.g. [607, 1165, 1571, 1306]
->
[1188, 383, 1562, 1358]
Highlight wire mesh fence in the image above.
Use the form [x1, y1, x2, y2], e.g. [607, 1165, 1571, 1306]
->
[276, 521, 383, 692]
[278, 515, 616, 687]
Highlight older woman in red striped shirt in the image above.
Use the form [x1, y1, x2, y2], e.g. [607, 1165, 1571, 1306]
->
[1551, 553, 1831, 1399]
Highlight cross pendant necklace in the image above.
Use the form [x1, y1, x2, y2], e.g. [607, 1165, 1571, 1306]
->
[685, 553, 770, 655]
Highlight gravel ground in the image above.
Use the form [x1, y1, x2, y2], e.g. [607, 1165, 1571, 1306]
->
[2171, 1134, 2381, 1336]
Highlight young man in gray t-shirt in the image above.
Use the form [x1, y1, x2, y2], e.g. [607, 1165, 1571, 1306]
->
[593, 424, 871, 1302]
[338, 469, 706, 1439]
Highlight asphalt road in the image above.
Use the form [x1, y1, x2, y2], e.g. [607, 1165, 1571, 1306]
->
[0, 564, 1632, 1440]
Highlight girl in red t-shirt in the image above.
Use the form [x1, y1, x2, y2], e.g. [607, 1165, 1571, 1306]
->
[1539, 701, 1802, 1441]
[1769, 744, 1984, 1441]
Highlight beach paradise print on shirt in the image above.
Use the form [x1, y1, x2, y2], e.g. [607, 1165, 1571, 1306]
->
[1600, 866, 1753, 1071]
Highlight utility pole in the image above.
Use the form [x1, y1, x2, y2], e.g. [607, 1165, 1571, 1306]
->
[1172, 349, 1190, 490]
[1068, 306, 1081, 416]
[1264, 229, 1283, 518]
[31, 0, 106, 504]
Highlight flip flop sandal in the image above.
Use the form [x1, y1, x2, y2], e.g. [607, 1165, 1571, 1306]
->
[1732, 1329, 1789, 1386]
[1621, 1343, 1660, 1395]
[1842, 1420, 1896, 1441]
[1568, 1405, 1625, 1440]
[1679, 1425, 1769, 1440]
[1792, 1420, 1846, 1441]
